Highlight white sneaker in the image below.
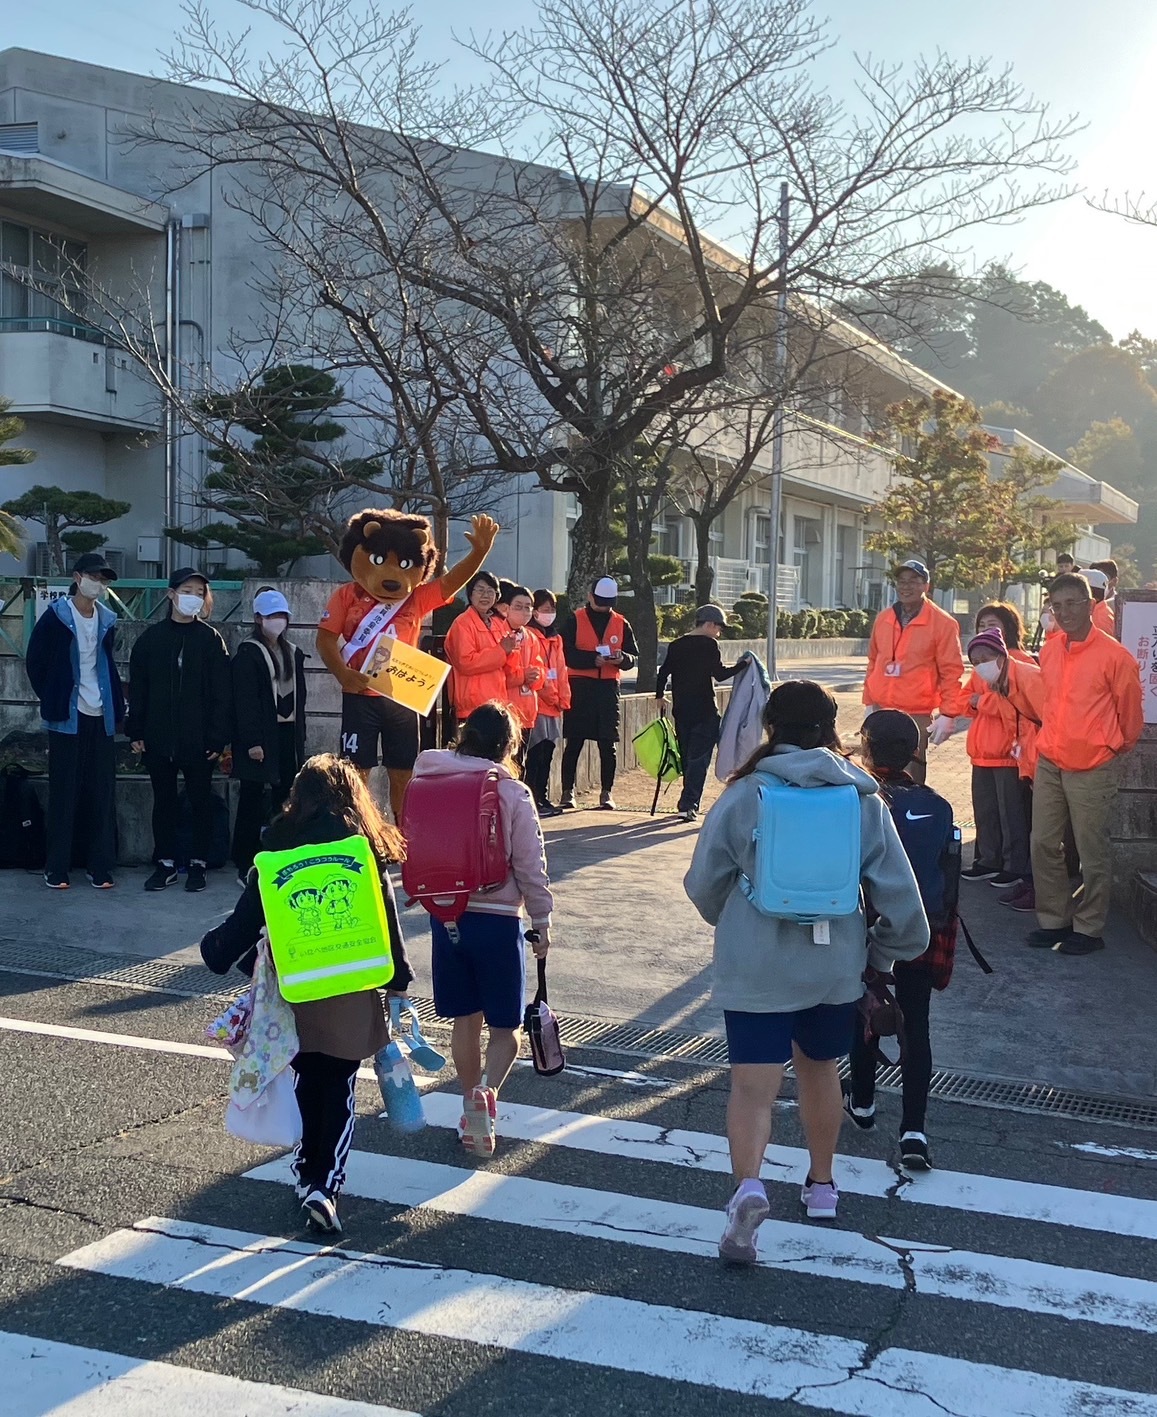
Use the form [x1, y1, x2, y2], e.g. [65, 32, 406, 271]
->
[718, 1178, 770, 1263]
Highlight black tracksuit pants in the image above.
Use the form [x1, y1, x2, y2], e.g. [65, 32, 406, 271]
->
[46, 716, 116, 878]
[290, 1052, 360, 1196]
[146, 753, 215, 864]
[231, 723, 300, 874]
[848, 966, 934, 1135]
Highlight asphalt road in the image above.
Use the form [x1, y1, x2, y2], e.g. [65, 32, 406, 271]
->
[3, 966, 1157, 1416]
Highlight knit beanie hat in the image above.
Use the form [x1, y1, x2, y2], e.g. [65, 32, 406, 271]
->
[967, 627, 1007, 660]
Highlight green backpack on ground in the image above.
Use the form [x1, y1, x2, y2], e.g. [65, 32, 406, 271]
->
[255, 834, 395, 1003]
[633, 713, 683, 815]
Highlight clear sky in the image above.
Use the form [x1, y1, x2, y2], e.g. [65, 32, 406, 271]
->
[6, 0, 1157, 338]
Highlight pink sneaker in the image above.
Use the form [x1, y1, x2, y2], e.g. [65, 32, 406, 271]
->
[719, 1178, 770, 1264]
[459, 1085, 497, 1156]
[801, 1176, 839, 1220]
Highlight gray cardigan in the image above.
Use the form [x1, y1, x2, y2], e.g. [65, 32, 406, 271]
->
[684, 746, 929, 1014]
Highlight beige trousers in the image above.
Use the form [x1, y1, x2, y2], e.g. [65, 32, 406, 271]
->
[1031, 755, 1120, 937]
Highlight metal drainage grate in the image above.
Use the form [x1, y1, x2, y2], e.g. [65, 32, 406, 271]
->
[3, 937, 1157, 1129]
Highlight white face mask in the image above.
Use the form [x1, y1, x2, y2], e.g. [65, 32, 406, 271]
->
[535, 611, 557, 627]
[176, 593, 204, 618]
[262, 615, 289, 639]
[974, 660, 1002, 685]
[78, 576, 107, 601]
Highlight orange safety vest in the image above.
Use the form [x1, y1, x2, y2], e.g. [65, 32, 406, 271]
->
[570, 608, 627, 681]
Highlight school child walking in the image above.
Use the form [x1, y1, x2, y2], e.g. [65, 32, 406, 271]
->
[525, 590, 571, 816]
[200, 754, 413, 1235]
[408, 703, 554, 1157]
[846, 711, 960, 1171]
[684, 682, 928, 1264]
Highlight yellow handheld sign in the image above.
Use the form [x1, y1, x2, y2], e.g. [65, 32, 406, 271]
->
[364, 635, 451, 717]
[255, 834, 395, 1003]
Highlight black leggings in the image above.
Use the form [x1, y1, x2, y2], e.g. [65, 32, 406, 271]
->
[525, 739, 556, 805]
[848, 966, 933, 1135]
[561, 737, 617, 794]
[290, 1052, 359, 1196]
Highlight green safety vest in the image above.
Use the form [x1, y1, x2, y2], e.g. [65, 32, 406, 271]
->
[254, 834, 396, 1003]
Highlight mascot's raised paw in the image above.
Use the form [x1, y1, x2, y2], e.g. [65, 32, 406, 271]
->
[465, 514, 499, 555]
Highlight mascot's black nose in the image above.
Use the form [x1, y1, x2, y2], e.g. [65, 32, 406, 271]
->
[380, 580, 403, 593]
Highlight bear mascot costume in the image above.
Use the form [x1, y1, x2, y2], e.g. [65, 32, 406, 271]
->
[317, 509, 499, 818]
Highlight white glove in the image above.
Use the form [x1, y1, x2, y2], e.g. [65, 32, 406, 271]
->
[928, 716, 956, 747]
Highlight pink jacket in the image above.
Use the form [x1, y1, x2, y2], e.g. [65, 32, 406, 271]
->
[408, 749, 555, 929]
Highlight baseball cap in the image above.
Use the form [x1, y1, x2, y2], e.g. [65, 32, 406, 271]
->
[892, 559, 930, 581]
[254, 589, 290, 617]
[72, 552, 118, 582]
[592, 576, 619, 603]
[1082, 568, 1109, 592]
[169, 566, 210, 590]
[695, 604, 727, 626]
[861, 708, 920, 760]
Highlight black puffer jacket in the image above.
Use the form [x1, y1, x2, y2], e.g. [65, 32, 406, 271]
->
[231, 637, 308, 784]
[125, 616, 233, 760]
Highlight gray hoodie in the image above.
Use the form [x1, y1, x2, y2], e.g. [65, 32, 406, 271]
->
[684, 746, 929, 1014]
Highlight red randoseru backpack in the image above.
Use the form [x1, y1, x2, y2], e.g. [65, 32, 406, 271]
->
[400, 768, 509, 925]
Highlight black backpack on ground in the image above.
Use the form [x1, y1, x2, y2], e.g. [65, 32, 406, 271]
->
[0, 763, 47, 870]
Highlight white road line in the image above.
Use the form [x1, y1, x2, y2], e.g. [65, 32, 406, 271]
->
[421, 1093, 1157, 1241]
[57, 1218, 1157, 1417]
[0, 1015, 230, 1062]
[245, 1151, 1157, 1333]
[0, 1016, 439, 1091]
[3, 1329, 419, 1417]
[1064, 1142, 1157, 1163]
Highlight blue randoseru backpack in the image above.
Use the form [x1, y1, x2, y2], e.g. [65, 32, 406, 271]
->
[877, 781, 959, 929]
[740, 780, 862, 923]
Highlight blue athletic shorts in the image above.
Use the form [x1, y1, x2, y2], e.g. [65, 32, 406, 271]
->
[724, 1002, 857, 1066]
[431, 911, 526, 1029]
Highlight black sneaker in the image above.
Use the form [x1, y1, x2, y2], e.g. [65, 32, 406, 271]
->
[44, 871, 70, 890]
[988, 871, 1022, 888]
[961, 863, 1000, 881]
[842, 1090, 876, 1131]
[536, 800, 563, 818]
[145, 864, 179, 892]
[559, 792, 577, 811]
[302, 1188, 342, 1234]
[900, 1132, 933, 1171]
[1057, 932, 1105, 956]
[185, 862, 208, 893]
[87, 873, 115, 890]
[598, 791, 617, 811]
[1026, 926, 1069, 948]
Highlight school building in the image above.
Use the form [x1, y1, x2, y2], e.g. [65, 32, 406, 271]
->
[0, 47, 1138, 610]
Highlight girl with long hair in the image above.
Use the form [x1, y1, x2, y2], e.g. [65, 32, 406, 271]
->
[409, 702, 554, 1156]
[200, 754, 413, 1235]
[685, 681, 927, 1263]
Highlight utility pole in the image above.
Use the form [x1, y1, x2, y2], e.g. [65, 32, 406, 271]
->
[765, 182, 790, 682]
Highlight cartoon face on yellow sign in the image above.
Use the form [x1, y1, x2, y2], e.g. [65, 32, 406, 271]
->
[364, 635, 451, 717]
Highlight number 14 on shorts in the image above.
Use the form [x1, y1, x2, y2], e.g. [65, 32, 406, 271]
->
[341, 731, 359, 755]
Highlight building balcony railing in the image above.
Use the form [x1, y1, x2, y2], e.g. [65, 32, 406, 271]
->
[0, 326, 160, 433]
[0, 315, 112, 344]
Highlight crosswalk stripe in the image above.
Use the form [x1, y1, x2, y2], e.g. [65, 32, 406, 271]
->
[419, 1092, 1157, 1240]
[3, 1329, 420, 1416]
[57, 1216, 1157, 1415]
[244, 1151, 1157, 1333]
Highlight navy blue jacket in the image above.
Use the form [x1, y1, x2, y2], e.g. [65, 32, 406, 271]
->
[25, 597, 125, 735]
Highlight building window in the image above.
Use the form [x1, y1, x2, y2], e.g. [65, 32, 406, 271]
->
[0, 219, 88, 332]
[752, 512, 771, 565]
[793, 515, 823, 606]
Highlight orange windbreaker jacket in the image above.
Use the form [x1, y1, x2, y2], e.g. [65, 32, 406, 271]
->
[504, 628, 544, 730]
[529, 626, 571, 719]
[863, 599, 967, 717]
[1005, 627, 1142, 773]
[445, 609, 510, 721]
[964, 650, 1039, 773]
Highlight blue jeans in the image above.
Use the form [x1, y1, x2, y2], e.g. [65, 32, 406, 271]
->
[676, 712, 720, 812]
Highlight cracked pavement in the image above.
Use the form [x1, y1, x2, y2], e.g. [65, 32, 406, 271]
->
[2, 970, 1157, 1415]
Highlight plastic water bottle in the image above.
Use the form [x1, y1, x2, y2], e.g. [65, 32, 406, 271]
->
[374, 1040, 426, 1133]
